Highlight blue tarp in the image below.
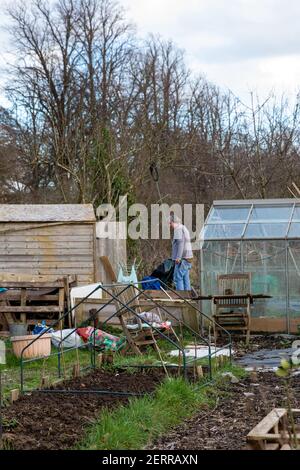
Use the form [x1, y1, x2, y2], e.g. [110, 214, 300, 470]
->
[141, 276, 161, 290]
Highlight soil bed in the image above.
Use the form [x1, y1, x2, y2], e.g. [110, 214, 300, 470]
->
[2, 369, 165, 450]
[149, 371, 300, 450]
[221, 334, 296, 358]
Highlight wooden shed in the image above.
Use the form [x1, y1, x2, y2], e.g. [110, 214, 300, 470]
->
[0, 204, 96, 285]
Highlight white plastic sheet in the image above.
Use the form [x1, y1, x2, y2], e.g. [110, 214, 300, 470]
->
[51, 329, 83, 349]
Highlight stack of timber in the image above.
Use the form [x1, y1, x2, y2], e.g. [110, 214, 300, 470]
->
[247, 408, 300, 450]
[0, 273, 77, 334]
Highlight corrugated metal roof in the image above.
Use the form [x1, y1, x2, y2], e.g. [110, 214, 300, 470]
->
[0, 204, 96, 222]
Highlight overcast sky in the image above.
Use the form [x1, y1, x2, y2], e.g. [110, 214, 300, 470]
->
[1, 0, 300, 106]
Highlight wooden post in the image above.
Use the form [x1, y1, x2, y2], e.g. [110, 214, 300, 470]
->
[20, 288, 27, 324]
[196, 366, 204, 378]
[58, 287, 65, 331]
[72, 364, 80, 378]
[10, 389, 20, 404]
[97, 353, 103, 367]
[64, 276, 72, 328]
[102, 352, 114, 365]
[40, 375, 50, 389]
[75, 302, 84, 327]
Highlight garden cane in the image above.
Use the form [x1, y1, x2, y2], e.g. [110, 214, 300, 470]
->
[0, 366, 2, 443]
[0, 340, 5, 443]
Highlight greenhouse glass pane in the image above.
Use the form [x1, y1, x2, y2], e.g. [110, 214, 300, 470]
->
[288, 223, 300, 238]
[244, 223, 288, 238]
[288, 241, 300, 319]
[249, 205, 292, 222]
[292, 206, 300, 221]
[208, 206, 250, 224]
[201, 241, 242, 307]
[243, 241, 286, 318]
[203, 224, 245, 239]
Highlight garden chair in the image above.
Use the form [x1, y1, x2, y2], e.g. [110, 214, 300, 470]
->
[112, 284, 169, 355]
[212, 273, 252, 344]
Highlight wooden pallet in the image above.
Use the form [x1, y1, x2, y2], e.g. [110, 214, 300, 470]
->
[0, 274, 77, 332]
[247, 408, 300, 450]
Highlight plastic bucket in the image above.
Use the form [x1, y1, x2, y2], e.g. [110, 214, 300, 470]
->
[9, 323, 28, 337]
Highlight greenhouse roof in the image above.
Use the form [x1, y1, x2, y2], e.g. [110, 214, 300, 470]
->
[202, 199, 300, 240]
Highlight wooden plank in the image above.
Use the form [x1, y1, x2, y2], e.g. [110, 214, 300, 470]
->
[0, 223, 93, 237]
[3, 312, 17, 324]
[0, 261, 94, 268]
[100, 256, 117, 283]
[0, 306, 61, 313]
[0, 281, 65, 288]
[247, 409, 287, 439]
[0, 205, 95, 222]
[0, 250, 93, 256]
[2, 294, 59, 302]
[215, 304, 249, 308]
[26, 319, 56, 326]
[0, 273, 74, 283]
[265, 443, 280, 450]
[0, 331, 10, 337]
[215, 313, 248, 317]
[252, 432, 300, 440]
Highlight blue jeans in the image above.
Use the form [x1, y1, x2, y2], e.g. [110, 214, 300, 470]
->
[173, 260, 192, 291]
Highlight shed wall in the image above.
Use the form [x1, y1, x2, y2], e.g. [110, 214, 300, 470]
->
[0, 222, 95, 284]
[96, 222, 127, 283]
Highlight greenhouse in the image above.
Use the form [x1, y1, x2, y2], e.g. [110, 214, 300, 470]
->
[200, 199, 300, 333]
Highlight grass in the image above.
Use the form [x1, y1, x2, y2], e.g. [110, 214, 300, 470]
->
[0, 326, 201, 400]
[0, 324, 235, 404]
[78, 363, 246, 450]
[0, 340, 91, 400]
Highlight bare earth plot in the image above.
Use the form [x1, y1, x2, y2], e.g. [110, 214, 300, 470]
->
[2, 369, 165, 450]
[150, 336, 300, 451]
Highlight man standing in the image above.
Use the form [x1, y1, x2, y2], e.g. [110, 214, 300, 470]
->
[169, 214, 193, 291]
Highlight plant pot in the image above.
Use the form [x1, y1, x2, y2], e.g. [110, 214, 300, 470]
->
[11, 334, 52, 359]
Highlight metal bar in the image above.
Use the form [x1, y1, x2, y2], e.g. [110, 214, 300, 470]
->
[241, 204, 254, 240]
[286, 202, 296, 239]
[286, 240, 290, 334]
[25, 389, 146, 397]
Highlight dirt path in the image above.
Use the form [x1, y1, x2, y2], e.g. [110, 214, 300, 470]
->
[2, 369, 165, 450]
[149, 372, 300, 450]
